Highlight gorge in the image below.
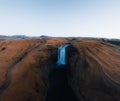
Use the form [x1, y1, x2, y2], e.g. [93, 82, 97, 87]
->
[46, 43, 78, 101]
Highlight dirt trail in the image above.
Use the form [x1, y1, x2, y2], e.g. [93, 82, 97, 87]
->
[0, 41, 46, 94]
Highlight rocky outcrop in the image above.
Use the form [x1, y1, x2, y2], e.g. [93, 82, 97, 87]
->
[0, 38, 120, 101]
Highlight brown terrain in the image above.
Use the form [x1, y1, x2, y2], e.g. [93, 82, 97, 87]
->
[0, 38, 120, 101]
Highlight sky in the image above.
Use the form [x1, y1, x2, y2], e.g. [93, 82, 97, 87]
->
[0, 0, 120, 38]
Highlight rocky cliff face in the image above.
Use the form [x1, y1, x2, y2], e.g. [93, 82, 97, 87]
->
[0, 38, 120, 101]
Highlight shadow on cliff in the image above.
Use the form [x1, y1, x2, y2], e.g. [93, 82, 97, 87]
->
[45, 67, 78, 101]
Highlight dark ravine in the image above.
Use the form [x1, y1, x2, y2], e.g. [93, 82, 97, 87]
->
[46, 44, 78, 101]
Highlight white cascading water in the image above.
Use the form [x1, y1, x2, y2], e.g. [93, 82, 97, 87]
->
[56, 44, 70, 65]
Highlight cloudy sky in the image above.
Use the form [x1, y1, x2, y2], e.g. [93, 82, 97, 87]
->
[0, 0, 120, 38]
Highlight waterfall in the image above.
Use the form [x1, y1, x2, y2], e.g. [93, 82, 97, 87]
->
[46, 43, 78, 101]
[56, 44, 70, 66]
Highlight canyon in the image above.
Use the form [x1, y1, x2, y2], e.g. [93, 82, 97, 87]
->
[0, 37, 120, 101]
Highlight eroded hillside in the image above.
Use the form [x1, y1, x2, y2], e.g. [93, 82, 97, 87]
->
[0, 38, 120, 101]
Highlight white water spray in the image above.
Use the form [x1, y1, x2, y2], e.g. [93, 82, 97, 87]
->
[56, 44, 70, 65]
